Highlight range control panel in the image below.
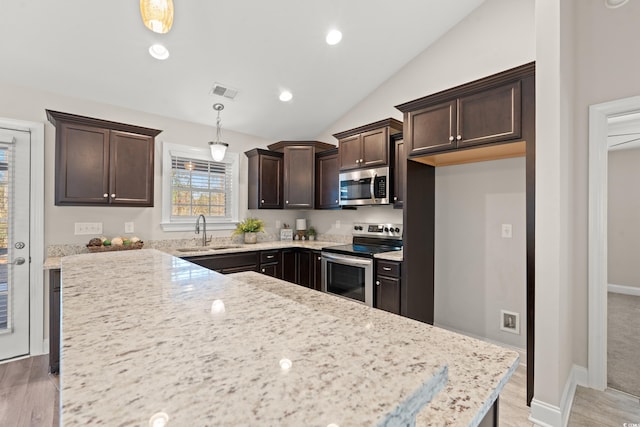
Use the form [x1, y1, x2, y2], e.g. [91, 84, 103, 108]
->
[352, 223, 403, 238]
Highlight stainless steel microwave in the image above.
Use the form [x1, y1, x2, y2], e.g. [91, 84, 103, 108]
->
[339, 166, 390, 206]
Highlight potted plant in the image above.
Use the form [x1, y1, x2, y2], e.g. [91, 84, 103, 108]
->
[233, 217, 265, 244]
[307, 226, 317, 241]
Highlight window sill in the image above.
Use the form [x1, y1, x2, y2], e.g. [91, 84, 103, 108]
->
[160, 222, 237, 232]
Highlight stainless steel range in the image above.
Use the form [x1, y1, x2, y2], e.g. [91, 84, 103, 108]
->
[321, 223, 403, 306]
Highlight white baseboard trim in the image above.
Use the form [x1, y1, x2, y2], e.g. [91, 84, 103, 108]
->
[608, 283, 640, 296]
[529, 364, 588, 427]
[433, 322, 527, 366]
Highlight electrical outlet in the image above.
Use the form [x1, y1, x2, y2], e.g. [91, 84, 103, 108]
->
[275, 220, 282, 229]
[125, 222, 134, 233]
[74, 222, 103, 235]
[501, 224, 512, 238]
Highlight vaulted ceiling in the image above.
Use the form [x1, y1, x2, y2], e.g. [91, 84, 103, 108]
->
[0, 0, 484, 140]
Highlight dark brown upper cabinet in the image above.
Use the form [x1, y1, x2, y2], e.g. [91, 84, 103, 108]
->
[397, 80, 522, 158]
[46, 110, 160, 207]
[267, 141, 334, 209]
[333, 118, 403, 171]
[245, 149, 284, 209]
[315, 148, 339, 209]
[392, 134, 404, 209]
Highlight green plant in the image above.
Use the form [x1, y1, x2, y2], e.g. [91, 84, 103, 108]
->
[232, 217, 265, 235]
[307, 226, 316, 236]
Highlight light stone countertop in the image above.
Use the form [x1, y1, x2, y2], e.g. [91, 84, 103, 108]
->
[374, 249, 403, 262]
[60, 249, 448, 426]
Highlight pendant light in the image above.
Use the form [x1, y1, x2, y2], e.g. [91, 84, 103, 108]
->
[140, 0, 174, 34]
[209, 103, 229, 162]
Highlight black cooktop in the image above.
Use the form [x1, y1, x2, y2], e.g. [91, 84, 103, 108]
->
[323, 237, 402, 258]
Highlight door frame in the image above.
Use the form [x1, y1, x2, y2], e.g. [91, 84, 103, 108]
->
[588, 95, 640, 389]
[0, 117, 45, 356]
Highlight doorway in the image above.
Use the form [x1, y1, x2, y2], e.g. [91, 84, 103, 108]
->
[0, 118, 45, 362]
[588, 96, 640, 392]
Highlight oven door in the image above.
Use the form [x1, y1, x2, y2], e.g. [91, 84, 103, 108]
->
[321, 252, 373, 307]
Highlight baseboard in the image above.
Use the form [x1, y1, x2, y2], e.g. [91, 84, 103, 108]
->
[608, 283, 640, 296]
[433, 322, 527, 366]
[529, 364, 587, 427]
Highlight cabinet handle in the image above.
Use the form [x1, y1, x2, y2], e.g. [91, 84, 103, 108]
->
[261, 199, 265, 204]
[317, 256, 321, 260]
[110, 193, 116, 198]
[103, 193, 108, 198]
[383, 267, 392, 271]
[360, 158, 363, 163]
[449, 136, 454, 142]
[261, 268, 265, 273]
[286, 200, 289, 204]
[456, 135, 462, 141]
[266, 255, 274, 259]
[376, 280, 380, 286]
[394, 196, 397, 201]
[335, 199, 338, 203]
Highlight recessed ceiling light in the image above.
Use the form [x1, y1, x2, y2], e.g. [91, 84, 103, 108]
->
[326, 29, 342, 45]
[279, 90, 293, 102]
[605, 0, 629, 8]
[148, 43, 169, 60]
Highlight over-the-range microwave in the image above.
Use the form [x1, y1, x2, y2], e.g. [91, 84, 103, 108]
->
[339, 166, 390, 206]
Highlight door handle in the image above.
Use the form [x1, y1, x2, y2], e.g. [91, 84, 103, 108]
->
[10, 257, 25, 265]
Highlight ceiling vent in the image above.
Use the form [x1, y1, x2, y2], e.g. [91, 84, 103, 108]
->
[210, 82, 239, 100]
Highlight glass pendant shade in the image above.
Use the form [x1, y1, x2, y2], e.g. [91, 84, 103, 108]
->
[140, 0, 174, 34]
[209, 141, 228, 162]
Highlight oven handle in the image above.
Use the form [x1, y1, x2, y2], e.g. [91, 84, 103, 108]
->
[370, 174, 376, 201]
[322, 253, 373, 267]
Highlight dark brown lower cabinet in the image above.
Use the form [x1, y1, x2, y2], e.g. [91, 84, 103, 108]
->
[312, 250, 323, 291]
[281, 248, 314, 288]
[259, 250, 281, 278]
[49, 269, 61, 374]
[375, 260, 401, 315]
[182, 252, 259, 274]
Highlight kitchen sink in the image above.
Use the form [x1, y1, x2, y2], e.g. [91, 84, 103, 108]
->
[176, 245, 243, 253]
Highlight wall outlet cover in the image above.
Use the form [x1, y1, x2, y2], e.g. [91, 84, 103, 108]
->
[500, 309, 520, 334]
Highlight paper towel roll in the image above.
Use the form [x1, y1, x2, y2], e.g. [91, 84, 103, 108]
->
[296, 218, 307, 231]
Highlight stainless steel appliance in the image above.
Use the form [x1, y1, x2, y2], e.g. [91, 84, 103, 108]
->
[322, 223, 402, 306]
[339, 166, 390, 206]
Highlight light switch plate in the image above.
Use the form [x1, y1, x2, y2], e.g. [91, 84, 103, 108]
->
[74, 222, 103, 235]
[501, 224, 513, 238]
[125, 222, 134, 233]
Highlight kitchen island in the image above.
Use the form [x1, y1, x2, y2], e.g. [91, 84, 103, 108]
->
[59, 249, 518, 426]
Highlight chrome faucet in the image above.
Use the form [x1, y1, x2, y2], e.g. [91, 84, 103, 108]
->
[195, 214, 211, 246]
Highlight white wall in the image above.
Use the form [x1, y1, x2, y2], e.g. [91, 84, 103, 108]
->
[608, 147, 640, 288]
[434, 158, 526, 349]
[0, 82, 302, 248]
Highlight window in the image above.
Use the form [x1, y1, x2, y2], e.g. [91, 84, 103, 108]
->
[161, 142, 238, 231]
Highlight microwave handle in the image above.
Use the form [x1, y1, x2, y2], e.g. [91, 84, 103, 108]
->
[370, 174, 376, 201]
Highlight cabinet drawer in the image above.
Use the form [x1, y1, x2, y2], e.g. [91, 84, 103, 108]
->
[376, 260, 401, 277]
[260, 250, 281, 264]
[184, 252, 259, 272]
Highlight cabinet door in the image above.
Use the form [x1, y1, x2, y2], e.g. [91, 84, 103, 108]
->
[260, 263, 279, 278]
[297, 250, 313, 288]
[56, 122, 110, 205]
[284, 146, 315, 209]
[457, 81, 521, 148]
[393, 138, 404, 209]
[338, 134, 362, 170]
[259, 154, 283, 209]
[406, 100, 456, 156]
[109, 131, 154, 206]
[316, 151, 339, 209]
[312, 251, 323, 291]
[376, 276, 400, 315]
[49, 269, 61, 374]
[361, 127, 388, 168]
[282, 249, 297, 283]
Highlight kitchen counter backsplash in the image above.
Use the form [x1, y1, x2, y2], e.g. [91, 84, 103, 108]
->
[46, 233, 351, 257]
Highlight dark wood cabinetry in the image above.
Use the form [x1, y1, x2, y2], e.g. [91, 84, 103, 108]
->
[183, 252, 259, 274]
[375, 260, 401, 315]
[246, 149, 284, 209]
[46, 110, 160, 207]
[281, 248, 315, 288]
[393, 134, 404, 209]
[267, 141, 335, 209]
[259, 250, 281, 278]
[315, 148, 340, 209]
[49, 269, 61, 374]
[400, 81, 521, 157]
[312, 250, 323, 291]
[333, 118, 402, 171]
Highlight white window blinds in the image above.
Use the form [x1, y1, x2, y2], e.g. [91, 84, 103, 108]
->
[0, 143, 12, 332]
[170, 155, 233, 219]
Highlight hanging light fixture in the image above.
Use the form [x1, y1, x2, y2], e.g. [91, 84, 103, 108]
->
[140, 0, 174, 34]
[208, 103, 229, 162]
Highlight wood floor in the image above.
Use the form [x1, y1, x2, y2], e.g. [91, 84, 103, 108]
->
[0, 356, 637, 426]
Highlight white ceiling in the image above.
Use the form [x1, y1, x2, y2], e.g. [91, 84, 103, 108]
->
[0, 0, 484, 140]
